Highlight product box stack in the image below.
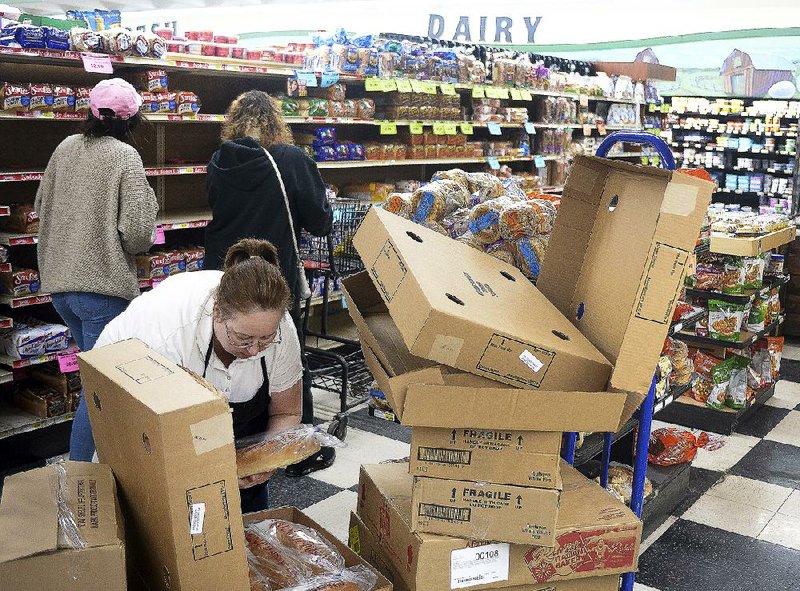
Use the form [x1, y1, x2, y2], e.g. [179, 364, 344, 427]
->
[342, 156, 715, 591]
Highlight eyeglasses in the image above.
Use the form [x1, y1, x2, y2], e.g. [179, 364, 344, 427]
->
[223, 321, 281, 351]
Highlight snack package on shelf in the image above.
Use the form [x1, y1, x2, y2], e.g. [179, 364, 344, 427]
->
[707, 298, 745, 342]
[1, 203, 39, 234]
[0, 320, 70, 358]
[11, 382, 70, 417]
[725, 355, 751, 409]
[235, 425, 344, 478]
[596, 462, 653, 504]
[663, 337, 692, 386]
[0, 267, 40, 297]
[649, 427, 711, 466]
[692, 350, 722, 403]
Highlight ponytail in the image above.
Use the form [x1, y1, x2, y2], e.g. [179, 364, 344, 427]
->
[216, 238, 291, 319]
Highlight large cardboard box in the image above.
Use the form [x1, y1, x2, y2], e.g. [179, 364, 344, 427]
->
[0, 462, 126, 591]
[244, 507, 392, 591]
[357, 463, 641, 590]
[536, 156, 714, 425]
[353, 206, 613, 393]
[411, 473, 561, 545]
[79, 339, 249, 591]
[410, 427, 563, 489]
[348, 513, 621, 591]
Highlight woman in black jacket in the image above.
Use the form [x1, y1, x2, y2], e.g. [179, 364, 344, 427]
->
[205, 90, 334, 475]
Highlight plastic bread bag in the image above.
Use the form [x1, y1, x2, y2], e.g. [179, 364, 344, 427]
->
[410, 180, 469, 224]
[235, 425, 344, 478]
[281, 565, 378, 591]
[421, 220, 449, 236]
[691, 351, 720, 403]
[382, 193, 412, 217]
[596, 462, 653, 504]
[248, 562, 273, 591]
[457, 232, 485, 251]
[431, 168, 471, 192]
[54, 462, 87, 550]
[468, 198, 515, 244]
[707, 299, 745, 342]
[465, 172, 504, 203]
[742, 255, 766, 290]
[251, 519, 345, 575]
[648, 427, 711, 466]
[514, 236, 548, 279]
[245, 527, 311, 589]
[441, 207, 471, 238]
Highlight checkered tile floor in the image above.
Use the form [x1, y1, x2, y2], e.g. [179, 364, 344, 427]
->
[285, 344, 800, 590]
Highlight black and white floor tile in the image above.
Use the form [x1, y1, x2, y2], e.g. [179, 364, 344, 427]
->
[287, 346, 800, 589]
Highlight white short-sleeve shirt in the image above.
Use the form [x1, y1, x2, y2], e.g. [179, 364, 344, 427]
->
[95, 271, 303, 403]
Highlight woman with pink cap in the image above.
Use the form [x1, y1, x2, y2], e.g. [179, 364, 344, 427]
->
[35, 77, 158, 461]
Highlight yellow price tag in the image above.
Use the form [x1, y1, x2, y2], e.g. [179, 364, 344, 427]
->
[443, 122, 457, 135]
[520, 89, 533, 101]
[510, 89, 523, 100]
[381, 79, 397, 92]
[440, 83, 457, 95]
[472, 85, 485, 99]
[460, 122, 474, 135]
[409, 79, 424, 93]
[485, 87, 500, 99]
[496, 87, 510, 99]
[395, 79, 412, 93]
[422, 81, 437, 95]
[648, 103, 657, 113]
[433, 121, 447, 135]
[409, 122, 424, 134]
[365, 77, 383, 91]
[380, 121, 398, 135]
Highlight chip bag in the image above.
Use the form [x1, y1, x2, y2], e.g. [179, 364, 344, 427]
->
[648, 427, 710, 466]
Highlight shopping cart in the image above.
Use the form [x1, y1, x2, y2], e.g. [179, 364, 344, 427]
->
[561, 131, 675, 591]
[300, 198, 373, 440]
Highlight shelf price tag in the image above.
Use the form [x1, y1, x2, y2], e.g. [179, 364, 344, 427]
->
[443, 122, 457, 135]
[487, 156, 501, 170]
[579, 94, 589, 107]
[524, 122, 536, 134]
[422, 81, 438, 95]
[154, 225, 166, 245]
[520, 89, 533, 101]
[365, 77, 383, 91]
[381, 79, 397, 92]
[380, 121, 398, 135]
[80, 52, 113, 74]
[294, 70, 318, 87]
[440, 83, 457, 95]
[471, 85, 486, 99]
[648, 103, 657, 113]
[57, 353, 80, 374]
[485, 86, 500, 99]
[409, 122, 424, 135]
[487, 122, 502, 136]
[582, 124, 593, 136]
[320, 71, 339, 87]
[460, 122, 474, 135]
[597, 122, 607, 136]
[433, 121, 447, 135]
[510, 88, 523, 101]
[495, 87, 510, 99]
[534, 155, 546, 169]
[409, 79, 424, 93]
[395, 79, 412, 93]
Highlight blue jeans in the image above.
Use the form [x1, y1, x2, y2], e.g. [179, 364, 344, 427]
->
[52, 292, 130, 461]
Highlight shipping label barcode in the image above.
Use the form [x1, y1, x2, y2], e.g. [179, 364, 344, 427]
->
[419, 503, 471, 522]
[418, 447, 472, 465]
[189, 503, 206, 535]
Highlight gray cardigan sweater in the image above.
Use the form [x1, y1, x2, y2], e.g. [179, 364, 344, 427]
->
[35, 134, 158, 301]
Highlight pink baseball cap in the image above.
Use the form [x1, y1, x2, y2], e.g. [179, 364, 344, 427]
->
[89, 78, 142, 120]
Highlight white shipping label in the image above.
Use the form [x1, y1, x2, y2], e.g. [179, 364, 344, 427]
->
[450, 543, 510, 589]
[189, 503, 206, 535]
[519, 349, 544, 373]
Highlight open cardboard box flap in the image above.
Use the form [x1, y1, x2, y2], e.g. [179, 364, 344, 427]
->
[0, 462, 122, 563]
[353, 206, 613, 393]
[345, 274, 628, 432]
[538, 156, 714, 426]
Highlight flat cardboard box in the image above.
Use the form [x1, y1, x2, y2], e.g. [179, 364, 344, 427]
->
[0, 461, 126, 591]
[709, 226, 796, 257]
[411, 473, 561, 545]
[348, 513, 621, 591]
[353, 206, 613, 393]
[538, 156, 714, 427]
[410, 427, 563, 489]
[244, 507, 392, 591]
[594, 60, 677, 82]
[358, 463, 641, 590]
[79, 339, 249, 591]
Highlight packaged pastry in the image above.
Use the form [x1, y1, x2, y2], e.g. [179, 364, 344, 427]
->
[176, 91, 199, 116]
[28, 83, 54, 112]
[102, 27, 133, 55]
[29, 362, 82, 394]
[135, 253, 173, 280]
[139, 92, 157, 113]
[342, 100, 358, 119]
[182, 247, 205, 272]
[0, 322, 47, 358]
[156, 92, 177, 114]
[466, 172, 504, 203]
[1, 82, 30, 111]
[69, 27, 102, 52]
[355, 98, 375, 120]
[236, 425, 342, 478]
[139, 70, 169, 93]
[2, 204, 39, 234]
[253, 519, 345, 575]
[74, 87, 92, 113]
[131, 31, 150, 57]
[52, 86, 75, 112]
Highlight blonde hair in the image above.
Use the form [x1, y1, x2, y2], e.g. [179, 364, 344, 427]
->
[221, 90, 293, 147]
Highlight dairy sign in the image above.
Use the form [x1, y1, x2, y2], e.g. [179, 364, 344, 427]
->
[428, 14, 543, 43]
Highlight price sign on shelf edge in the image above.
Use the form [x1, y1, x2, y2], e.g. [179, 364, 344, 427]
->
[57, 353, 79, 373]
[154, 225, 166, 245]
[80, 52, 113, 74]
[379, 121, 398, 135]
[487, 156, 501, 170]
[320, 71, 339, 87]
[487, 122, 502, 136]
[534, 155, 546, 169]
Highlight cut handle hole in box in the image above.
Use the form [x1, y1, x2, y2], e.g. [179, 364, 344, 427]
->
[608, 195, 619, 212]
[552, 330, 570, 341]
[446, 293, 465, 306]
[500, 270, 516, 281]
[576, 302, 585, 320]
[406, 231, 423, 243]
[142, 433, 152, 454]
[92, 392, 102, 411]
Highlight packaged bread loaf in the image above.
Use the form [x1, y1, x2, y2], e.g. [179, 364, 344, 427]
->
[52, 86, 75, 112]
[245, 528, 310, 589]
[410, 180, 469, 224]
[281, 566, 378, 591]
[1, 82, 30, 111]
[256, 519, 345, 575]
[431, 168, 470, 192]
[457, 231, 485, 251]
[1, 268, 40, 296]
[235, 425, 343, 478]
[467, 198, 512, 244]
[466, 172, 504, 203]
[28, 83, 54, 112]
[74, 87, 91, 113]
[382, 193, 412, 217]
[515, 236, 548, 279]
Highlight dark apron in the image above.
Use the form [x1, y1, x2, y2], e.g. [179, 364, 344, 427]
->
[203, 338, 271, 513]
[202, 340, 271, 440]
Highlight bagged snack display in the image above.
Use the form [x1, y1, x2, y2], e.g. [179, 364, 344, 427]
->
[431, 168, 470, 192]
[663, 337, 692, 386]
[725, 355, 751, 409]
[467, 198, 505, 243]
[649, 427, 711, 466]
[708, 299, 745, 341]
[245, 528, 311, 588]
[708, 356, 738, 409]
[743, 254, 766, 289]
[382, 193, 411, 217]
[692, 351, 721, 403]
[2, 203, 39, 234]
[746, 296, 768, 332]
[465, 172, 504, 202]
[760, 336, 785, 379]
[721, 257, 746, 294]
[236, 425, 343, 478]
[498, 200, 553, 240]
[0, 267, 40, 296]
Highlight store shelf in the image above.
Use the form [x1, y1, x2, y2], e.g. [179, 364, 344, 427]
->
[653, 381, 694, 414]
[604, 152, 653, 159]
[675, 315, 783, 350]
[710, 227, 796, 256]
[668, 109, 800, 120]
[316, 156, 543, 169]
[0, 345, 79, 370]
[655, 382, 776, 435]
[0, 316, 12, 330]
[0, 369, 11, 384]
[573, 415, 638, 467]
[157, 210, 213, 230]
[0, 404, 75, 441]
[540, 185, 565, 193]
[0, 232, 38, 246]
[715, 188, 793, 199]
[144, 165, 208, 177]
[685, 275, 788, 304]
[674, 145, 795, 157]
[0, 293, 53, 308]
[671, 124, 798, 137]
[0, 111, 87, 122]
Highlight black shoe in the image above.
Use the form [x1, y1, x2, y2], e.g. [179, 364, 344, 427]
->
[284, 446, 336, 477]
